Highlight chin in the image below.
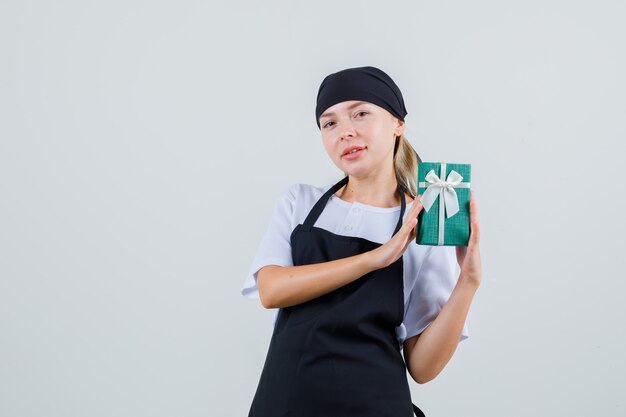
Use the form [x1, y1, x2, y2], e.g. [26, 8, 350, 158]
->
[333, 156, 373, 178]
[340, 166, 368, 178]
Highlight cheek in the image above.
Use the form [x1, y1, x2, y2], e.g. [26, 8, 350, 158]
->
[371, 127, 396, 151]
[321, 137, 336, 157]
[370, 122, 391, 139]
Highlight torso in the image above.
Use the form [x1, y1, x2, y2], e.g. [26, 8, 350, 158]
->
[248, 175, 416, 416]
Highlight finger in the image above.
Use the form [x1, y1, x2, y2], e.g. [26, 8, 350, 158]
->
[401, 197, 419, 221]
[469, 190, 480, 243]
[411, 195, 423, 215]
[469, 190, 479, 222]
[403, 196, 422, 224]
[470, 218, 480, 244]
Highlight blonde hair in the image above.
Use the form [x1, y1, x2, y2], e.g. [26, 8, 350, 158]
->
[393, 133, 421, 198]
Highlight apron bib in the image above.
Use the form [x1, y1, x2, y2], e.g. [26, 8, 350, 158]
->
[248, 176, 425, 417]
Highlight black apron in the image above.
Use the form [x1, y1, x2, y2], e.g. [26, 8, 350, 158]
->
[248, 176, 425, 417]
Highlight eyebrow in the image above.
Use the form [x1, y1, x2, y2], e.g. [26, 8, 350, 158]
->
[319, 101, 371, 120]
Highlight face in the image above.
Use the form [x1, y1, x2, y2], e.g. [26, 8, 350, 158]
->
[318, 100, 405, 179]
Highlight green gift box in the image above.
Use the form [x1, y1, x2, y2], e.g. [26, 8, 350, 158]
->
[416, 162, 472, 246]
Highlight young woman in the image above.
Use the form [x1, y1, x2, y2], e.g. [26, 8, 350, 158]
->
[241, 66, 482, 417]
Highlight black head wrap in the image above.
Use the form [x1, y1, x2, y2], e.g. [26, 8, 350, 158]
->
[315, 66, 408, 129]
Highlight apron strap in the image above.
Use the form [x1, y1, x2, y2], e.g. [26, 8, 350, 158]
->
[413, 402, 426, 417]
[393, 183, 406, 236]
[302, 176, 349, 231]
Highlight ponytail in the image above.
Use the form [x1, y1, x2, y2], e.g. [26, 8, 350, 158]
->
[393, 134, 421, 198]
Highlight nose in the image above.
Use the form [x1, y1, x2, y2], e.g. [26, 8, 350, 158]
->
[338, 119, 356, 141]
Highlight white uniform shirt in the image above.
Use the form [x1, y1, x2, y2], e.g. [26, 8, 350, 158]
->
[241, 183, 469, 350]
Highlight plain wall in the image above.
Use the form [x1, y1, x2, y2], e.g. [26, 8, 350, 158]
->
[1, 1, 624, 416]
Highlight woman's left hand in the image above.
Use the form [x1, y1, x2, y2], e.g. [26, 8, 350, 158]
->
[456, 190, 482, 288]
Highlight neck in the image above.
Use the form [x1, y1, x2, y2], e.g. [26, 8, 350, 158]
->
[335, 167, 408, 208]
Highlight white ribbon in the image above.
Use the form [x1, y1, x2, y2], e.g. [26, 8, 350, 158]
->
[418, 163, 471, 245]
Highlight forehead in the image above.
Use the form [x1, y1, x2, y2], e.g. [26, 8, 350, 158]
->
[319, 100, 377, 119]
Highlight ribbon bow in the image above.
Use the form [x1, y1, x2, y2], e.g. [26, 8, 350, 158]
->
[420, 169, 464, 218]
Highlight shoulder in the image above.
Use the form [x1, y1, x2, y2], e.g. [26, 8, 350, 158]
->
[273, 182, 336, 227]
[278, 182, 332, 206]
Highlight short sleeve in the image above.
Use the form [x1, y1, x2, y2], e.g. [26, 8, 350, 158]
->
[240, 184, 297, 299]
[401, 245, 469, 345]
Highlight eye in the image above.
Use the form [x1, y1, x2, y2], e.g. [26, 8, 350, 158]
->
[355, 111, 368, 117]
[322, 121, 335, 128]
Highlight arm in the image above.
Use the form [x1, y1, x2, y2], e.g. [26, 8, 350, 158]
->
[403, 190, 482, 384]
[258, 253, 376, 309]
[403, 277, 478, 384]
[258, 195, 426, 309]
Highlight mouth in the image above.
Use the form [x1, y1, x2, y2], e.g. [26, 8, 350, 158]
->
[341, 146, 366, 158]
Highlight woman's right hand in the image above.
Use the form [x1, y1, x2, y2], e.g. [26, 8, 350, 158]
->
[366, 195, 424, 270]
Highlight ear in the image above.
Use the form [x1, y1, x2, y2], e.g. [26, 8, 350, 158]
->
[394, 119, 406, 137]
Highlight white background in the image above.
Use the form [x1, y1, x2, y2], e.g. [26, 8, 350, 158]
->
[1, 1, 624, 416]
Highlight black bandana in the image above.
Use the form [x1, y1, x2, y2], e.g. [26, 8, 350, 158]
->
[315, 66, 408, 129]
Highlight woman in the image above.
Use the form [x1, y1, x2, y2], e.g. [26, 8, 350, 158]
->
[241, 66, 482, 416]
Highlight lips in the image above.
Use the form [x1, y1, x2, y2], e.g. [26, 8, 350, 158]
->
[342, 146, 366, 157]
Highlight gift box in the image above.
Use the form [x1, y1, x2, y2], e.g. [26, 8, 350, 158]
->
[416, 162, 472, 246]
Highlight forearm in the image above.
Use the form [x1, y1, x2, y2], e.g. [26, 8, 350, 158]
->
[258, 252, 378, 309]
[404, 275, 478, 384]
